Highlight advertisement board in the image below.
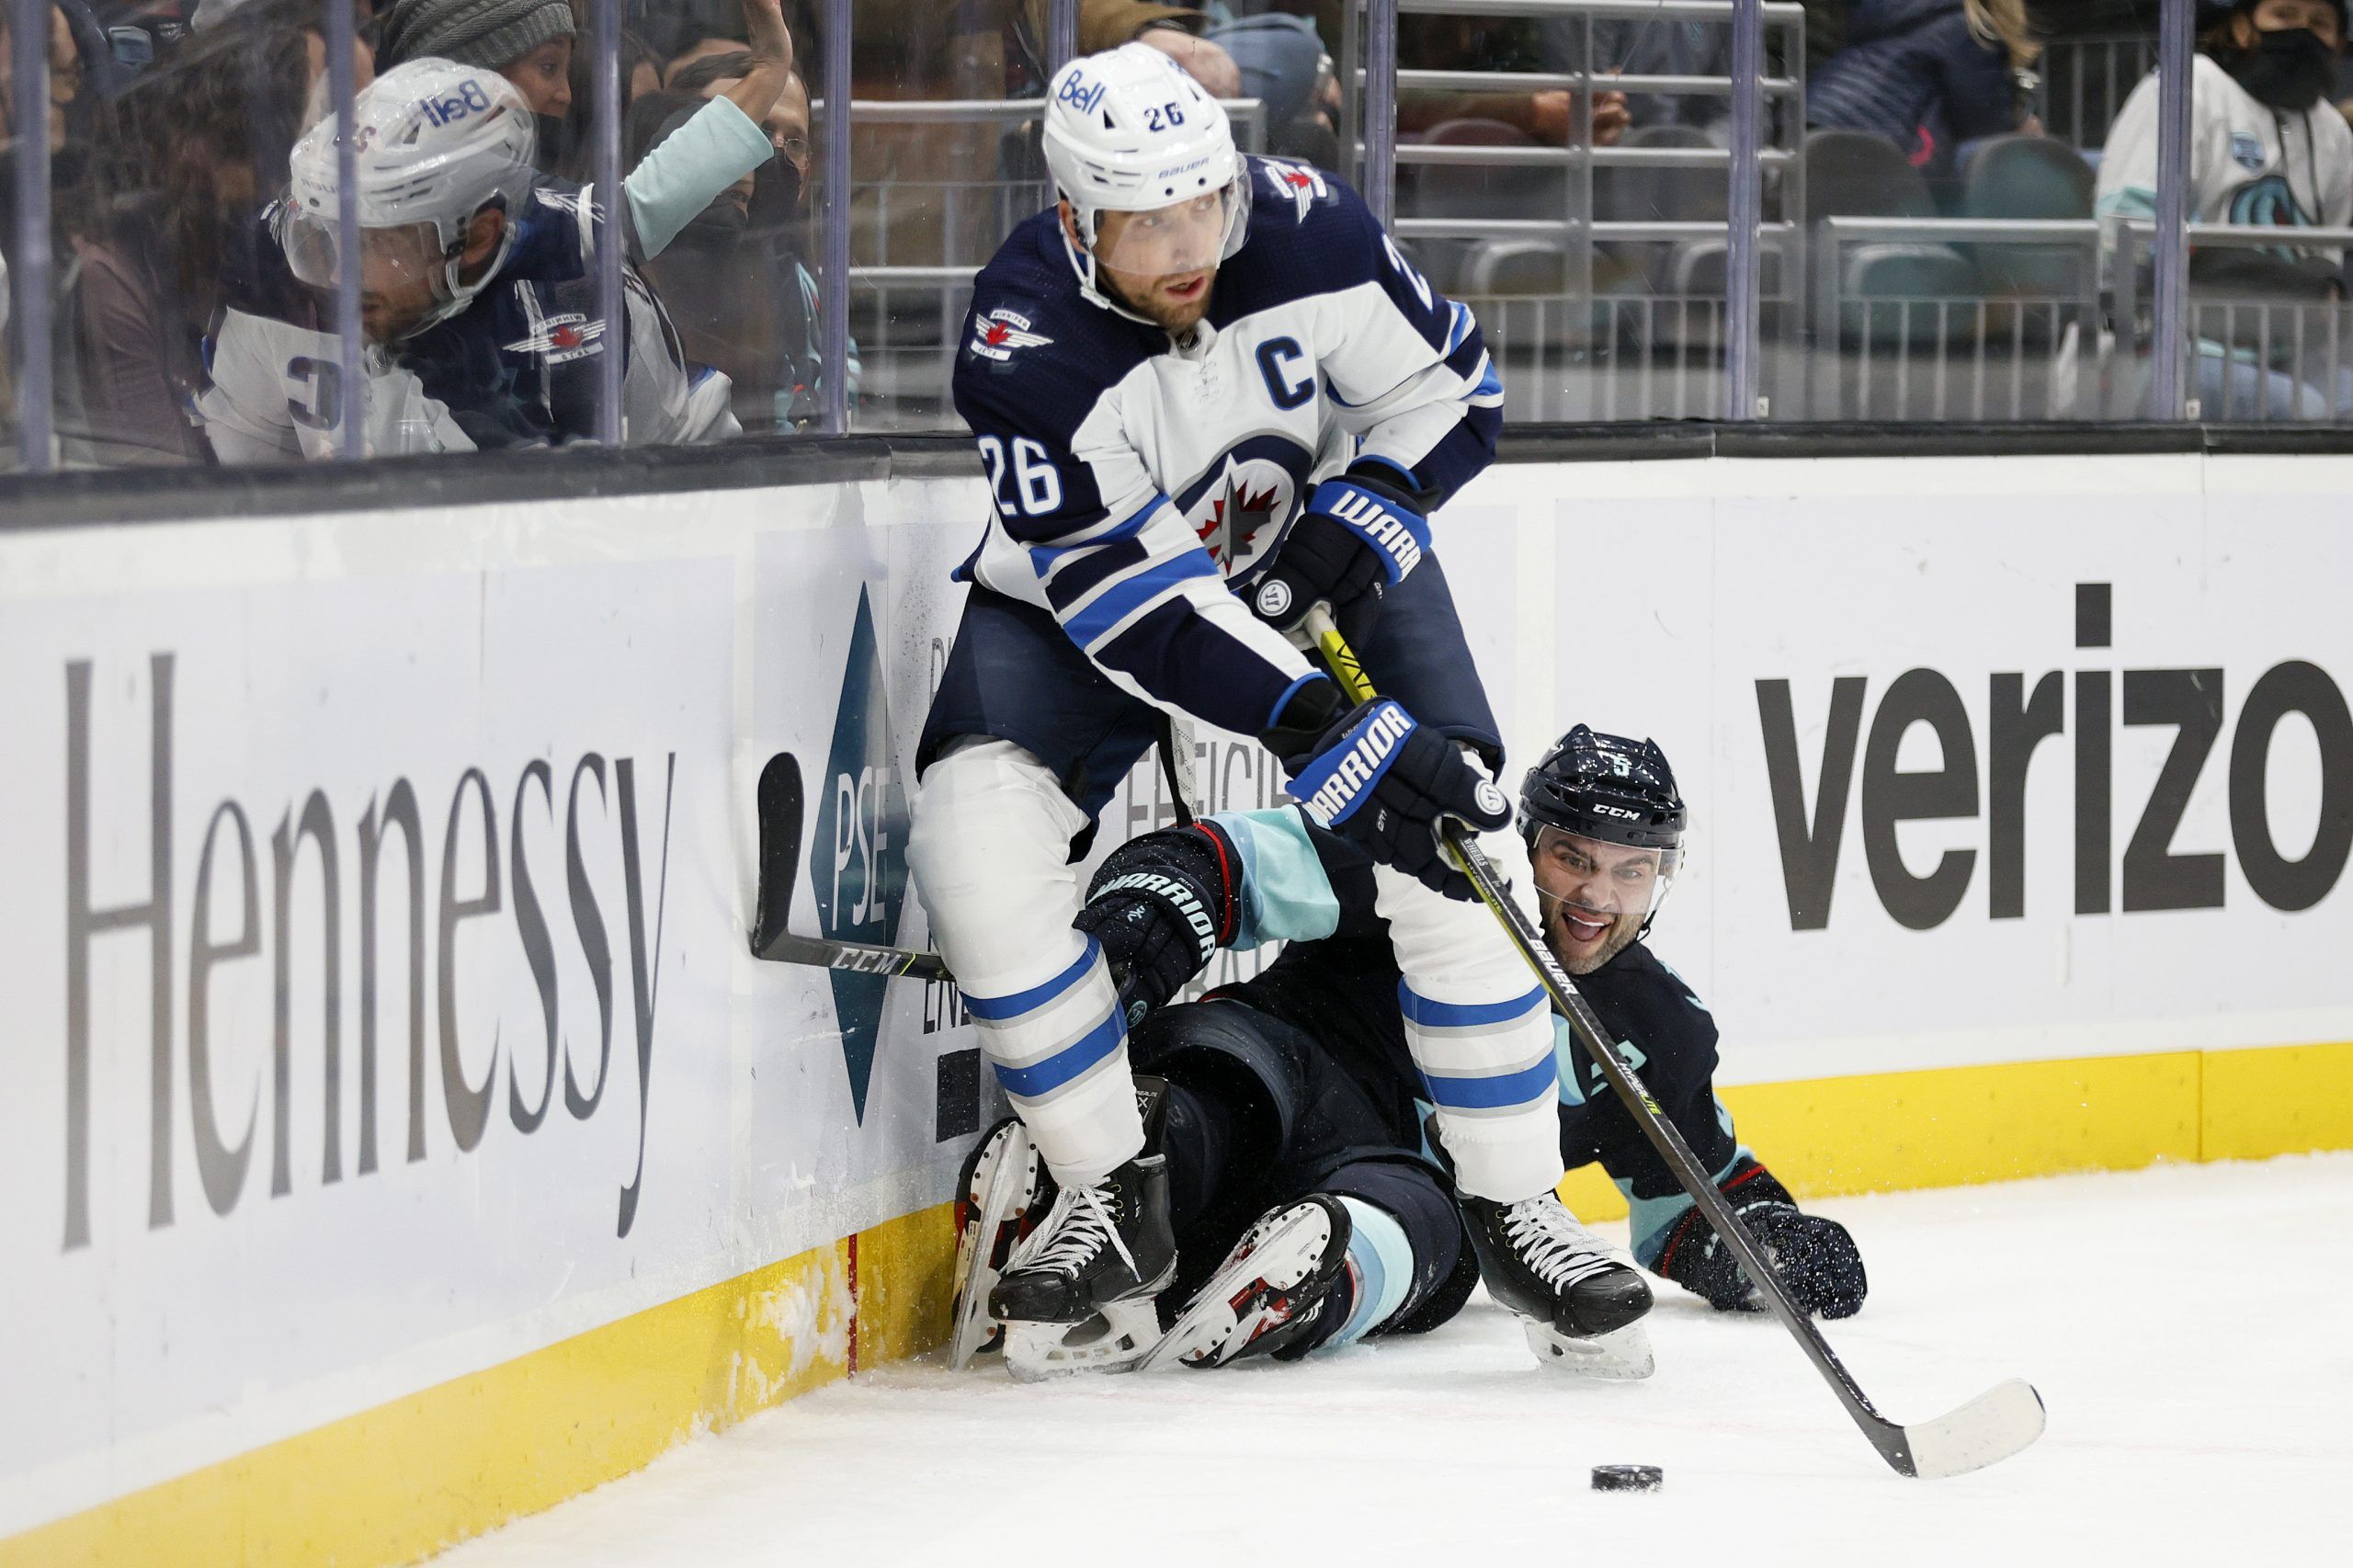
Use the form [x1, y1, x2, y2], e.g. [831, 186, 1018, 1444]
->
[3, 450, 2347, 1562]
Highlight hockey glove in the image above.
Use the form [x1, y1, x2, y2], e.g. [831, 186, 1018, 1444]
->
[1260, 676, 1510, 903]
[1074, 823, 1238, 1015]
[1248, 471, 1432, 643]
[1654, 1157, 1867, 1320]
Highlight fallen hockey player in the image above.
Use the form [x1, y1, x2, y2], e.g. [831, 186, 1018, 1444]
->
[952, 724, 1868, 1378]
[911, 40, 1609, 1375]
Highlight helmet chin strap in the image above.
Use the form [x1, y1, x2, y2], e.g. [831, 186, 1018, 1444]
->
[401, 202, 521, 340]
[1059, 199, 1159, 326]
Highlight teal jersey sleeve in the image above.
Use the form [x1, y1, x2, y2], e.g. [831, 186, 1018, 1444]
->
[624, 97, 776, 261]
[1203, 806, 1344, 949]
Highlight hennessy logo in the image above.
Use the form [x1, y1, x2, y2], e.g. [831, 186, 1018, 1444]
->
[61, 654, 676, 1252]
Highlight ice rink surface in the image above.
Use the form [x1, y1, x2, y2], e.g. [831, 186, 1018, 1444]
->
[439, 1155, 2352, 1567]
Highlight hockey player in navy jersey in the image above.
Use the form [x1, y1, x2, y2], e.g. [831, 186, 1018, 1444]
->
[908, 41, 1604, 1377]
[951, 724, 1867, 1376]
[199, 60, 737, 460]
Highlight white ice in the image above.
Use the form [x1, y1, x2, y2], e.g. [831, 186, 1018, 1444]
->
[437, 1155, 2353, 1567]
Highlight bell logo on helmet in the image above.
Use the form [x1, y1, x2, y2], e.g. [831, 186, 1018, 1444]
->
[420, 80, 494, 129]
[1056, 70, 1107, 116]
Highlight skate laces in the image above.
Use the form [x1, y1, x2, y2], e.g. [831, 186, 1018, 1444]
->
[1017, 1181, 1139, 1279]
[1503, 1198, 1626, 1291]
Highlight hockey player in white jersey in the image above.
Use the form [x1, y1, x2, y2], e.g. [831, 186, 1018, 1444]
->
[199, 60, 737, 460]
[908, 42, 1596, 1376]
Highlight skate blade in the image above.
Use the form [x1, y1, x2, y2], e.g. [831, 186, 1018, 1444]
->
[1525, 1318, 1655, 1381]
[1141, 1206, 1335, 1372]
[1004, 1298, 1163, 1382]
[948, 1128, 1040, 1370]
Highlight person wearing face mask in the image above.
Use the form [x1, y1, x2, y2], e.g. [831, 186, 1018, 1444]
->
[949, 723, 1868, 1382]
[2098, 0, 2353, 409]
[659, 54, 857, 427]
[374, 0, 792, 264]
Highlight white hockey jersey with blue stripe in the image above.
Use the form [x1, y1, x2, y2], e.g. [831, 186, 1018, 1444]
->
[950, 157, 1505, 740]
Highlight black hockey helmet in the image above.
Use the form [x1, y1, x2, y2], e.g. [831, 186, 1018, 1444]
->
[1519, 724, 1687, 865]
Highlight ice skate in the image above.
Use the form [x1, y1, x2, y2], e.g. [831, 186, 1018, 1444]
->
[994, 1082, 1177, 1381]
[949, 1118, 1055, 1369]
[1461, 1192, 1655, 1380]
[1144, 1194, 1352, 1369]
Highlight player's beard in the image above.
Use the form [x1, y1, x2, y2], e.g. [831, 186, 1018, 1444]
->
[1541, 894, 1643, 976]
[1101, 264, 1217, 335]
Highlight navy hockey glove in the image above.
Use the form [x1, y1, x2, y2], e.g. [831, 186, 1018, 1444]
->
[1248, 471, 1432, 642]
[1654, 1157, 1867, 1320]
[1074, 823, 1238, 1016]
[1260, 677, 1509, 903]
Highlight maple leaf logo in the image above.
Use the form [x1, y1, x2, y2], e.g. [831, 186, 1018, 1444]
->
[1197, 479, 1282, 565]
[983, 321, 1011, 346]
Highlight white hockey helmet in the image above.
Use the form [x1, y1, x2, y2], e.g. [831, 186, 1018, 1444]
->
[1041, 42, 1250, 308]
[280, 59, 538, 335]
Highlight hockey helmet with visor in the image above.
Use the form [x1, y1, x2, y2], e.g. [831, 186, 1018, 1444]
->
[279, 60, 538, 339]
[1520, 725, 1687, 970]
[1042, 43, 1250, 308]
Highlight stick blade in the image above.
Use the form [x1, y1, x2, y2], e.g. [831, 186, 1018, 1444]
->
[1900, 1379, 2047, 1480]
[750, 751, 805, 960]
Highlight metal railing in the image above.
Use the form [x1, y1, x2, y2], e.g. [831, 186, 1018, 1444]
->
[1809, 217, 2104, 421]
[2114, 222, 2353, 423]
[2040, 33, 2160, 152]
[1365, 0, 1808, 422]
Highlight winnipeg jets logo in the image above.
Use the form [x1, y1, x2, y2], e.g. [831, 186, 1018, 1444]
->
[1259, 159, 1331, 223]
[1187, 467, 1289, 571]
[1196, 475, 1281, 566]
[1172, 435, 1314, 579]
[503, 312, 607, 363]
[970, 307, 1052, 362]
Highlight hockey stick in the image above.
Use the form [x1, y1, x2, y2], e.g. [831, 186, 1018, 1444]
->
[1303, 608, 2045, 1481]
[748, 751, 954, 980]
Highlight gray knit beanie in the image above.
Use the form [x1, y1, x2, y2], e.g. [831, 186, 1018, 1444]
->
[377, 0, 576, 72]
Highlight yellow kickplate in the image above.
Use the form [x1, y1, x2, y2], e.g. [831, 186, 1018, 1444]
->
[3, 1202, 954, 1568]
[2201, 1040, 2353, 1162]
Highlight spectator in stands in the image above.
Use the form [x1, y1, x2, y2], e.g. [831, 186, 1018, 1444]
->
[63, 0, 367, 462]
[1394, 10, 1631, 147]
[376, 0, 577, 171]
[1563, 2, 1847, 142]
[198, 58, 740, 458]
[2101, 0, 2348, 245]
[1807, 0, 2041, 169]
[631, 69, 851, 429]
[2098, 0, 2352, 415]
[383, 0, 794, 265]
[1202, 1, 1343, 164]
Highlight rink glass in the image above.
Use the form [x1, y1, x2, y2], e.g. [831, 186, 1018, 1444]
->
[0, 0, 2338, 475]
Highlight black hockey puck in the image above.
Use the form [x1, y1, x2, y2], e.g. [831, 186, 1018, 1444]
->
[1590, 1465, 1663, 1493]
